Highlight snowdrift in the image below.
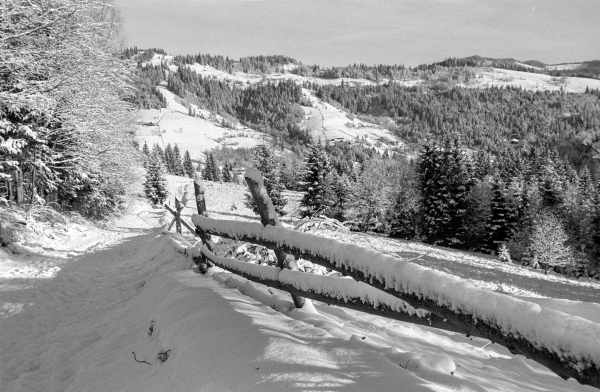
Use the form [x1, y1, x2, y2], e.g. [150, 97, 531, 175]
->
[191, 213, 600, 387]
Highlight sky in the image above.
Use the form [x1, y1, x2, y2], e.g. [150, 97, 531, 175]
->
[115, 0, 600, 67]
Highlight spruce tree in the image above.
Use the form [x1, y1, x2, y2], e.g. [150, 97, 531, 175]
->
[487, 178, 516, 253]
[244, 144, 288, 216]
[222, 162, 232, 183]
[172, 144, 184, 176]
[417, 136, 473, 247]
[144, 152, 168, 205]
[202, 154, 215, 181]
[182, 150, 195, 178]
[211, 154, 221, 182]
[299, 142, 330, 218]
[164, 143, 175, 174]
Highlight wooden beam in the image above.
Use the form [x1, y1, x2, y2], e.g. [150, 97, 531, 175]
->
[192, 217, 600, 388]
[244, 167, 305, 309]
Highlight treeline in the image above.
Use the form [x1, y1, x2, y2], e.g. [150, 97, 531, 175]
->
[242, 138, 599, 278]
[167, 67, 310, 147]
[315, 83, 600, 173]
[173, 53, 299, 74]
[121, 46, 167, 62]
[125, 66, 166, 109]
[434, 56, 600, 80]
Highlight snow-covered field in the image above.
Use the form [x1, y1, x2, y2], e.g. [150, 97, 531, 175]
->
[2, 175, 598, 391]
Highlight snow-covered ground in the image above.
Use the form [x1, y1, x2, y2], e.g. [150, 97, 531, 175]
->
[1, 177, 598, 392]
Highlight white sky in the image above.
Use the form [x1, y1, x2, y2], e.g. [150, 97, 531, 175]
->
[115, 0, 600, 67]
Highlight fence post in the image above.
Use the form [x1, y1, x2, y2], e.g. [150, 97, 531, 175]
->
[175, 196, 182, 235]
[193, 174, 210, 273]
[244, 167, 305, 309]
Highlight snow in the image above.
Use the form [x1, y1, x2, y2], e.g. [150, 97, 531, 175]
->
[1, 176, 599, 391]
[192, 213, 600, 370]
[465, 68, 600, 93]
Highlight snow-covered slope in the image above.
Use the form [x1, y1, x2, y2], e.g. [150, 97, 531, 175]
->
[1, 177, 598, 391]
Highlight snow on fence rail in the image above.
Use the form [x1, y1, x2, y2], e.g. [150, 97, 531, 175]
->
[185, 169, 600, 389]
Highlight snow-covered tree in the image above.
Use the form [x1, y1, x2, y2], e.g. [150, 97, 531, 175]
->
[244, 144, 287, 216]
[222, 162, 232, 183]
[299, 142, 330, 218]
[183, 150, 195, 178]
[1, 0, 137, 216]
[144, 153, 168, 205]
[172, 144, 184, 176]
[528, 211, 574, 272]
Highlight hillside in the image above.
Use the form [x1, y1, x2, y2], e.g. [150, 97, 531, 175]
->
[1, 174, 599, 391]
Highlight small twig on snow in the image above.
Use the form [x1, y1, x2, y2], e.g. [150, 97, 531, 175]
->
[132, 351, 151, 365]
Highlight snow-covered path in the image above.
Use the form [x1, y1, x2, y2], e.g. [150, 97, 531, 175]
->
[0, 179, 597, 391]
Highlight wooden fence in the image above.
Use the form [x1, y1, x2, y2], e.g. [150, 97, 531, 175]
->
[166, 168, 600, 389]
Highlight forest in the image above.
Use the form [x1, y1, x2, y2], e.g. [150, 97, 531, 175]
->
[1, 0, 138, 220]
[120, 48, 600, 280]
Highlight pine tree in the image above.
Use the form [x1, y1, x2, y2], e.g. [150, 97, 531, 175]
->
[202, 154, 215, 181]
[141, 141, 150, 168]
[182, 150, 194, 178]
[164, 143, 175, 174]
[222, 162, 232, 183]
[417, 137, 474, 246]
[211, 154, 221, 182]
[487, 178, 516, 253]
[328, 171, 350, 221]
[142, 141, 150, 157]
[299, 142, 330, 218]
[244, 144, 288, 215]
[144, 152, 168, 205]
[172, 144, 184, 176]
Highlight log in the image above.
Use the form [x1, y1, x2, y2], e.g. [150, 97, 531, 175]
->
[244, 167, 305, 309]
[198, 245, 467, 335]
[192, 215, 600, 388]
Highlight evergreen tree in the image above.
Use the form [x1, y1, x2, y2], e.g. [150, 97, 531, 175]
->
[141, 141, 150, 168]
[183, 150, 195, 178]
[142, 141, 150, 157]
[164, 143, 175, 174]
[417, 137, 474, 247]
[144, 152, 168, 205]
[328, 171, 351, 221]
[299, 142, 330, 218]
[202, 154, 216, 181]
[172, 144, 184, 176]
[244, 144, 288, 215]
[222, 162, 232, 182]
[487, 178, 516, 253]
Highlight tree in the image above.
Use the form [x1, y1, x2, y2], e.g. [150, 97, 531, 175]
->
[487, 179, 516, 253]
[1, 0, 137, 216]
[222, 162, 232, 183]
[172, 144, 184, 176]
[182, 150, 195, 178]
[417, 137, 474, 247]
[144, 153, 168, 205]
[203, 154, 215, 181]
[528, 211, 574, 272]
[164, 144, 175, 174]
[299, 142, 330, 218]
[244, 144, 287, 215]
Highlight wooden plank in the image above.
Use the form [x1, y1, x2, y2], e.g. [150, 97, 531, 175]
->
[244, 167, 305, 309]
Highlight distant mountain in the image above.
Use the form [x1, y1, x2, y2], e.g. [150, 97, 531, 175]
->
[434, 56, 600, 79]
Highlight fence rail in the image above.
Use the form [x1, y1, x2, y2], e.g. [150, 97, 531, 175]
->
[170, 169, 600, 389]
